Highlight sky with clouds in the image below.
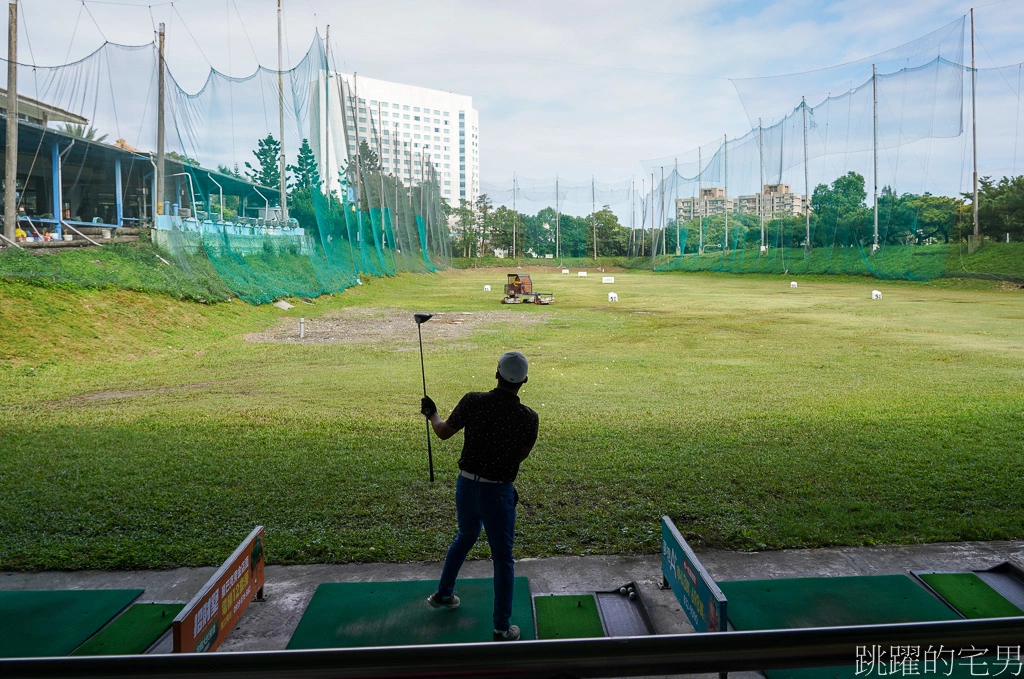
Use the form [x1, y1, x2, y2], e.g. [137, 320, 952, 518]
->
[6, 0, 1024, 208]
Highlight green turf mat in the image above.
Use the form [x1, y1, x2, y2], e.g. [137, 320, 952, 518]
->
[0, 589, 143, 658]
[72, 603, 185, 656]
[286, 578, 534, 649]
[719, 575, 961, 679]
[534, 594, 605, 639]
[920, 572, 1024, 619]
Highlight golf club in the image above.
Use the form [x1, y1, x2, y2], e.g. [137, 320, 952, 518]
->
[414, 313, 434, 482]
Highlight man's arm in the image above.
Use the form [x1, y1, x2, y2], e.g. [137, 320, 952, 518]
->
[421, 396, 458, 440]
[428, 412, 458, 440]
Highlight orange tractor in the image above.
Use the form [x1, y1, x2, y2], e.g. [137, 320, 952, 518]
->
[502, 273, 554, 305]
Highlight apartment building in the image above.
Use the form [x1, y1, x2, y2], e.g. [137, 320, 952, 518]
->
[312, 73, 479, 206]
[677, 184, 808, 222]
[676, 187, 734, 220]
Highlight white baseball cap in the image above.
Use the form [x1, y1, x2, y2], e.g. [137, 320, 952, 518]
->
[497, 351, 529, 383]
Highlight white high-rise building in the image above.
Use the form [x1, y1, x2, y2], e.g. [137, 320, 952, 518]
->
[311, 73, 479, 207]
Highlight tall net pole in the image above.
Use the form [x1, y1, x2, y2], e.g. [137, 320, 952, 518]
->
[971, 8, 979, 238]
[324, 26, 331, 200]
[640, 177, 645, 257]
[512, 172, 516, 259]
[650, 171, 655, 263]
[555, 175, 560, 264]
[675, 158, 681, 256]
[630, 177, 635, 256]
[277, 0, 288, 221]
[723, 134, 729, 253]
[660, 166, 666, 257]
[591, 175, 597, 260]
[758, 118, 765, 249]
[697, 149, 703, 255]
[4, 1, 18, 242]
[156, 23, 165, 218]
[872, 63, 879, 253]
[803, 97, 810, 254]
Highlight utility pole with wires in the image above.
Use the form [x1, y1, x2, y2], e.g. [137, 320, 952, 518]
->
[4, 1, 18, 242]
[970, 7, 982, 253]
[872, 63, 879, 255]
[156, 22, 166, 219]
[277, 0, 288, 221]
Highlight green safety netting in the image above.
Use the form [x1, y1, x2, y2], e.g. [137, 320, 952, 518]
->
[0, 31, 449, 304]
[158, 33, 448, 303]
[3, 13, 1024, 289]
[479, 16, 1023, 281]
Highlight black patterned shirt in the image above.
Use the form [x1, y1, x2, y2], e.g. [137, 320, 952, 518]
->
[446, 388, 539, 483]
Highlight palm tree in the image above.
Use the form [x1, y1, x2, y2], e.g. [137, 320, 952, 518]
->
[59, 123, 108, 143]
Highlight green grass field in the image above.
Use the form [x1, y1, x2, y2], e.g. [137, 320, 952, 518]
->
[1, 268, 1022, 570]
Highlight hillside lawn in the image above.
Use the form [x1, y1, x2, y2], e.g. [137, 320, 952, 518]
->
[1, 268, 1022, 570]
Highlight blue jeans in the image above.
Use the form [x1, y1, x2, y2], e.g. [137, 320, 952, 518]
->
[437, 474, 517, 631]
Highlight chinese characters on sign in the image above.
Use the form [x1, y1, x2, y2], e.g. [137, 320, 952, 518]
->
[855, 644, 1023, 676]
[660, 516, 727, 633]
[172, 526, 266, 653]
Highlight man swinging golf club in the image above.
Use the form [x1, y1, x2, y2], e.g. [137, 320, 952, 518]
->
[420, 351, 539, 641]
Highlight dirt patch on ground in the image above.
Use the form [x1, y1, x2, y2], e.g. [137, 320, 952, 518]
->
[19, 382, 221, 409]
[246, 308, 546, 347]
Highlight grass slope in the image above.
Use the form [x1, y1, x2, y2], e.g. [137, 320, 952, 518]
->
[1, 268, 1022, 569]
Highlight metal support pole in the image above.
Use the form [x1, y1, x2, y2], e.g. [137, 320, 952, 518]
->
[802, 97, 810, 254]
[971, 7, 979, 238]
[660, 166, 666, 256]
[592, 176, 597, 260]
[650, 172, 655, 263]
[277, 0, 288, 221]
[207, 173, 224, 223]
[872, 63, 879, 253]
[114, 156, 124, 227]
[324, 25, 331, 200]
[554, 175, 560, 263]
[675, 158, 681, 256]
[156, 23, 165, 216]
[723, 134, 729, 253]
[758, 118, 765, 250]
[697, 149, 703, 255]
[4, 1, 18, 242]
[51, 141, 62, 237]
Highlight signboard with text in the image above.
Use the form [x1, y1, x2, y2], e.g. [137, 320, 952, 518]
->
[661, 515, 727, 633]
[172, 526, 265, 653]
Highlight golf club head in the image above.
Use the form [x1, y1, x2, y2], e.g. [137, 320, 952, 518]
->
[414, 313, 433, 325]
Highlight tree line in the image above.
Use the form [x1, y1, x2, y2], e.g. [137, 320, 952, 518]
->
[451, 170, 1024, 259]
[209, 133, 1024, 254]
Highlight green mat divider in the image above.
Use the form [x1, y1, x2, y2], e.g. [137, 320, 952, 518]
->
[719, 575, 964, 679]
[0, 589, 143, 658]
[287, 577, 534, 648]
[919, 572, 1024, 619]
[534, 594, 605, 640]
[72, 603, 185, 656]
